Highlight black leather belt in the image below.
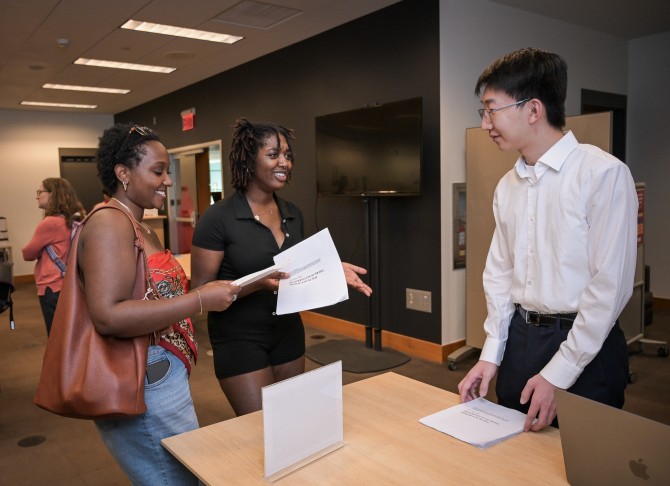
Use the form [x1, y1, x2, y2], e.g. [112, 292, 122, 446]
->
[515, 304, 577, 329]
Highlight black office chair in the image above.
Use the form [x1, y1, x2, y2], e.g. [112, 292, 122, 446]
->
[0, 261, 15, 330]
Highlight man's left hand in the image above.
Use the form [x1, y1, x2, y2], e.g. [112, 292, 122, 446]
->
[520, 374, 557, 432]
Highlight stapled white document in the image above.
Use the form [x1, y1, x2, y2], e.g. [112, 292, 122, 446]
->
[274, 228, 348, 315]
[232, 263, 284, 287]
[230, 228, 348, 314]
[419, 398, 527, 448]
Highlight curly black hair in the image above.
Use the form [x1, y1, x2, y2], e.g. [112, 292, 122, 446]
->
[97, 122, 161, 193]
[229, 117, 295, 191]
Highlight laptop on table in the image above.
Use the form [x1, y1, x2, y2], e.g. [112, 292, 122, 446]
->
[555, 388, 670, 485]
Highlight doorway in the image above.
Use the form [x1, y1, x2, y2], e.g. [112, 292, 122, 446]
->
[58, 148, 101, 212]
[167, 141, 223, 254]
[581, 89, 627, 162]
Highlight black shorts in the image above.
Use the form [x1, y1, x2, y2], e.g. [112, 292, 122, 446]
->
[208, 315, 305, 379]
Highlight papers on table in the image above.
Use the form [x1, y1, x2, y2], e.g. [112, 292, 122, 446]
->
[230, 228, 349, 315]
[419, 398, 527, 449]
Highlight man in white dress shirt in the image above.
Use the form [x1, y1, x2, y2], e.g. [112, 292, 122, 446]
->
[458, 48, 638, 432]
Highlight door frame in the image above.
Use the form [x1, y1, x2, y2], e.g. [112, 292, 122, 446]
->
[167, 140, 223, 254]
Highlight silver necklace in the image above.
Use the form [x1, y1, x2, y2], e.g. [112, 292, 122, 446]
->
[111, 197, 151, 234]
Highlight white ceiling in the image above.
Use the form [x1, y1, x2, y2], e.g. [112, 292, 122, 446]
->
[0, 0, 401, 114]
[1, 0, 669, 115]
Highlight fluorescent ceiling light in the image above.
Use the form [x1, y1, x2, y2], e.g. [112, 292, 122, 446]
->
[21, 101, 97, 109]
[122, 20, 243, 44]
[43, 83, 130, 94]
[74, 58, 176, 73]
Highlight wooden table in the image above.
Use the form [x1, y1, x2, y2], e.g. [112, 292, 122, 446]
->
[162, 372, 567, 485]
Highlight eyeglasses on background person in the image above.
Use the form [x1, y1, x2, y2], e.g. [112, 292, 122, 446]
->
[36, 189, 50, 197]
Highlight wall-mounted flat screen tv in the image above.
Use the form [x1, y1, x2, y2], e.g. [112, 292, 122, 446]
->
[315, 97, 422, 197]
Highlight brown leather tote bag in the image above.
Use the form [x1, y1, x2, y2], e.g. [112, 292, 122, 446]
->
[34, 206, 154, 420]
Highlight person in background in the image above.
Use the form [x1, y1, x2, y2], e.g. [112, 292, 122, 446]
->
[92, 187, 112, 210]
[80, 122, 240, 485]
[22, 177, 84, 335]
[190, 118, 372, 416]
[457, 48, 638, 431]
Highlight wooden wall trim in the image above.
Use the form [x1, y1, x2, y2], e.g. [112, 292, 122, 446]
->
[301, 311, 464, 364]
[654, 298, 670, 310]
[15, 275, 34, 285]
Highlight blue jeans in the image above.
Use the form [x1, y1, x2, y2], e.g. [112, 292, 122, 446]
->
[95, 346, 200, 485]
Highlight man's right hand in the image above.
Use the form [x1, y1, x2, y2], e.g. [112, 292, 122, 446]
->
[457, 360, 498, 402]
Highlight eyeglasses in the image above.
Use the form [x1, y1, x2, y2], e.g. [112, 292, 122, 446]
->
[129, 125, 151, 136]
[478, 98, 531, 121]
[116, 126, 153, 162]
[123, 125, 152, 145]
[36, 189, 50, 197]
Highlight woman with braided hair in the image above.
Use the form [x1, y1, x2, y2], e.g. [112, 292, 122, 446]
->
[191, 118, 372, 416]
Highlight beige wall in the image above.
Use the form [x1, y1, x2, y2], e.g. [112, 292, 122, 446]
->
[627, 31, 670, 299]
[0, 110, 113, 277]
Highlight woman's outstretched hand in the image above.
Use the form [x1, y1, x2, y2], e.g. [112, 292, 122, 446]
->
[342, 262, 372, 297]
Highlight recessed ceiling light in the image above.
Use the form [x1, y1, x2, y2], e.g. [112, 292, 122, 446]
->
[74, 58, 176, 73]
[43, 83, 130, 94]
[121, 20, 243, 44]
[21, 101, 97, 109]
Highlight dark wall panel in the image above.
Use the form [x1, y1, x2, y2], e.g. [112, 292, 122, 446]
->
[116, 0, 442, 343]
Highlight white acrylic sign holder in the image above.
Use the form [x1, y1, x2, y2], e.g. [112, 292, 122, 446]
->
[262, 361, 344, 481]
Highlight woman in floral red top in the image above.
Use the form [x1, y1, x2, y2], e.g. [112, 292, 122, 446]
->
[77, 122, 240, 485]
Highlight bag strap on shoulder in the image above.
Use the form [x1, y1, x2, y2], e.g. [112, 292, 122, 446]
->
[44, 218, 83, 277]
[45, 244, 66, 277]
[84, 204, 160, 302]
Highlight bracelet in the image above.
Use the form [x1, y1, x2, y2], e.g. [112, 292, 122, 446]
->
[194, 289, 203, 316]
